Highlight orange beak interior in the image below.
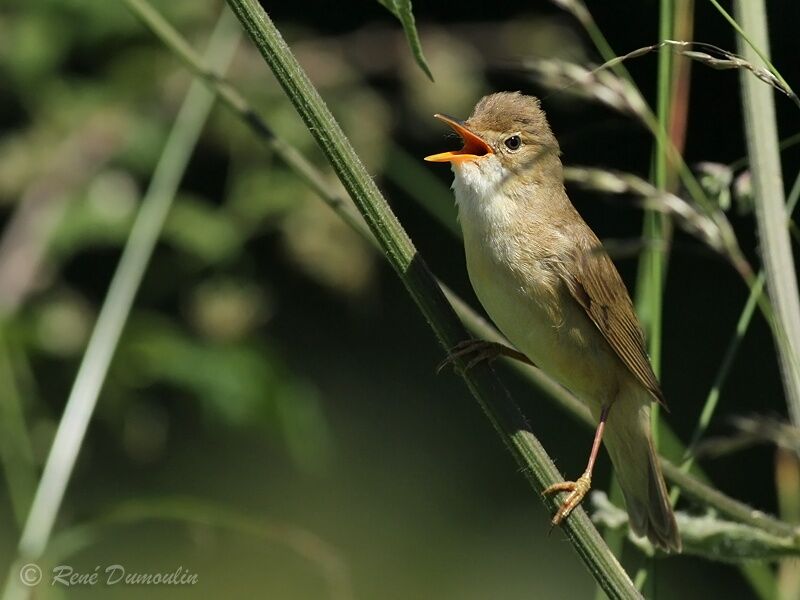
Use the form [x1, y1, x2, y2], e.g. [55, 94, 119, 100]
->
[424, 114, 493, 164]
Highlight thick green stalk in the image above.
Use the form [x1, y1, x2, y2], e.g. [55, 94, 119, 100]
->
[733, 0, 800, 426]
[634, 0, 674, 375]
[223, 1, 639, 596]
[3, 11, 242, 597]
[627, 2, 679, 594]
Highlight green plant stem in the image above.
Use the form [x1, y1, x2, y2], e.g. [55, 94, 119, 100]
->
[628, 2, 678, 593]
[733, 0, 800, 426]
[4, 8, 242, 590]
[224, 1, 640, 596]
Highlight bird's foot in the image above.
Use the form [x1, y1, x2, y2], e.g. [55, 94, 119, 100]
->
[437, 340, 507, 373]
[543, 473, 592, 525]
[437, 340, 533, 374]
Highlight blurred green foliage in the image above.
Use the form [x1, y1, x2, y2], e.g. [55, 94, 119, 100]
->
[0, 0, 396, 467]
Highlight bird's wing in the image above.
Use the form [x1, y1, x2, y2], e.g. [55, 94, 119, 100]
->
[550, 230, 666, 406]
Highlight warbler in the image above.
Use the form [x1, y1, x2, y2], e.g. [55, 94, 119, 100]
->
[425, 91, 681, 552]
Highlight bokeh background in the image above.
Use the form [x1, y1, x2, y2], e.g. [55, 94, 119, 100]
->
[1, 0, 799, 598]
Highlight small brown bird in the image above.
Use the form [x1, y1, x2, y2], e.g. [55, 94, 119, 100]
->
[425, 92, 681, 552]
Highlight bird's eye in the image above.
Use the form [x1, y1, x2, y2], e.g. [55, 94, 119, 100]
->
[504, 135, 522, 151]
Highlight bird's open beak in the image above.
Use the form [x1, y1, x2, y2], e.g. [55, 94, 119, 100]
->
[424, 114, 493, 164]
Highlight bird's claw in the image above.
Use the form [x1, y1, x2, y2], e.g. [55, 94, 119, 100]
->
[543, 473, 592, 525]
[436, 340, 506, 374]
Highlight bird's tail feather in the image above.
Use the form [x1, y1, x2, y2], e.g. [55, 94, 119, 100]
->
[602, 399, 681, 553]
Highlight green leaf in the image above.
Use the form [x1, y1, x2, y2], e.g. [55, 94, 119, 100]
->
[377, 0, 434, 81]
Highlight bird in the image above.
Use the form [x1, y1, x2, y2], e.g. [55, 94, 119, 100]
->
[424, 91, 681, 552]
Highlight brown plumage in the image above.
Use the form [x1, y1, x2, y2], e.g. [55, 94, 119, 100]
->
[426, 91, 681, 552]
[551, 221, 666, 407]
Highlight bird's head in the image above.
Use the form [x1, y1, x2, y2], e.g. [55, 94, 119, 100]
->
[425, 92, 562, 189]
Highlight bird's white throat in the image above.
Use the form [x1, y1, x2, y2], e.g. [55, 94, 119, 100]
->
[451, 156, 517, 232]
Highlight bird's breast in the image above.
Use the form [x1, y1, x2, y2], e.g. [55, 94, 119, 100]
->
[458, 201, 618, 406]
[462, 219, 564, 344]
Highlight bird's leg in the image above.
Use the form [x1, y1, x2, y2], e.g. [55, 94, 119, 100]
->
[543, 404, 611, 525]
[437, 339, 535, 373]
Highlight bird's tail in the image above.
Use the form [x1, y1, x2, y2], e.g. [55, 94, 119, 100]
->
[602, 397, 682, 553]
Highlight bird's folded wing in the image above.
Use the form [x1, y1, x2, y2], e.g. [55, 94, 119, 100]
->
[551, 236, 666, 407]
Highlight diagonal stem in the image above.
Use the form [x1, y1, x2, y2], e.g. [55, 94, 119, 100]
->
[224, 0, 640, 596]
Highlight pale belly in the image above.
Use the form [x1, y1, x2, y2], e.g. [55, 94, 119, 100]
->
[464, 241, 620, 408]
